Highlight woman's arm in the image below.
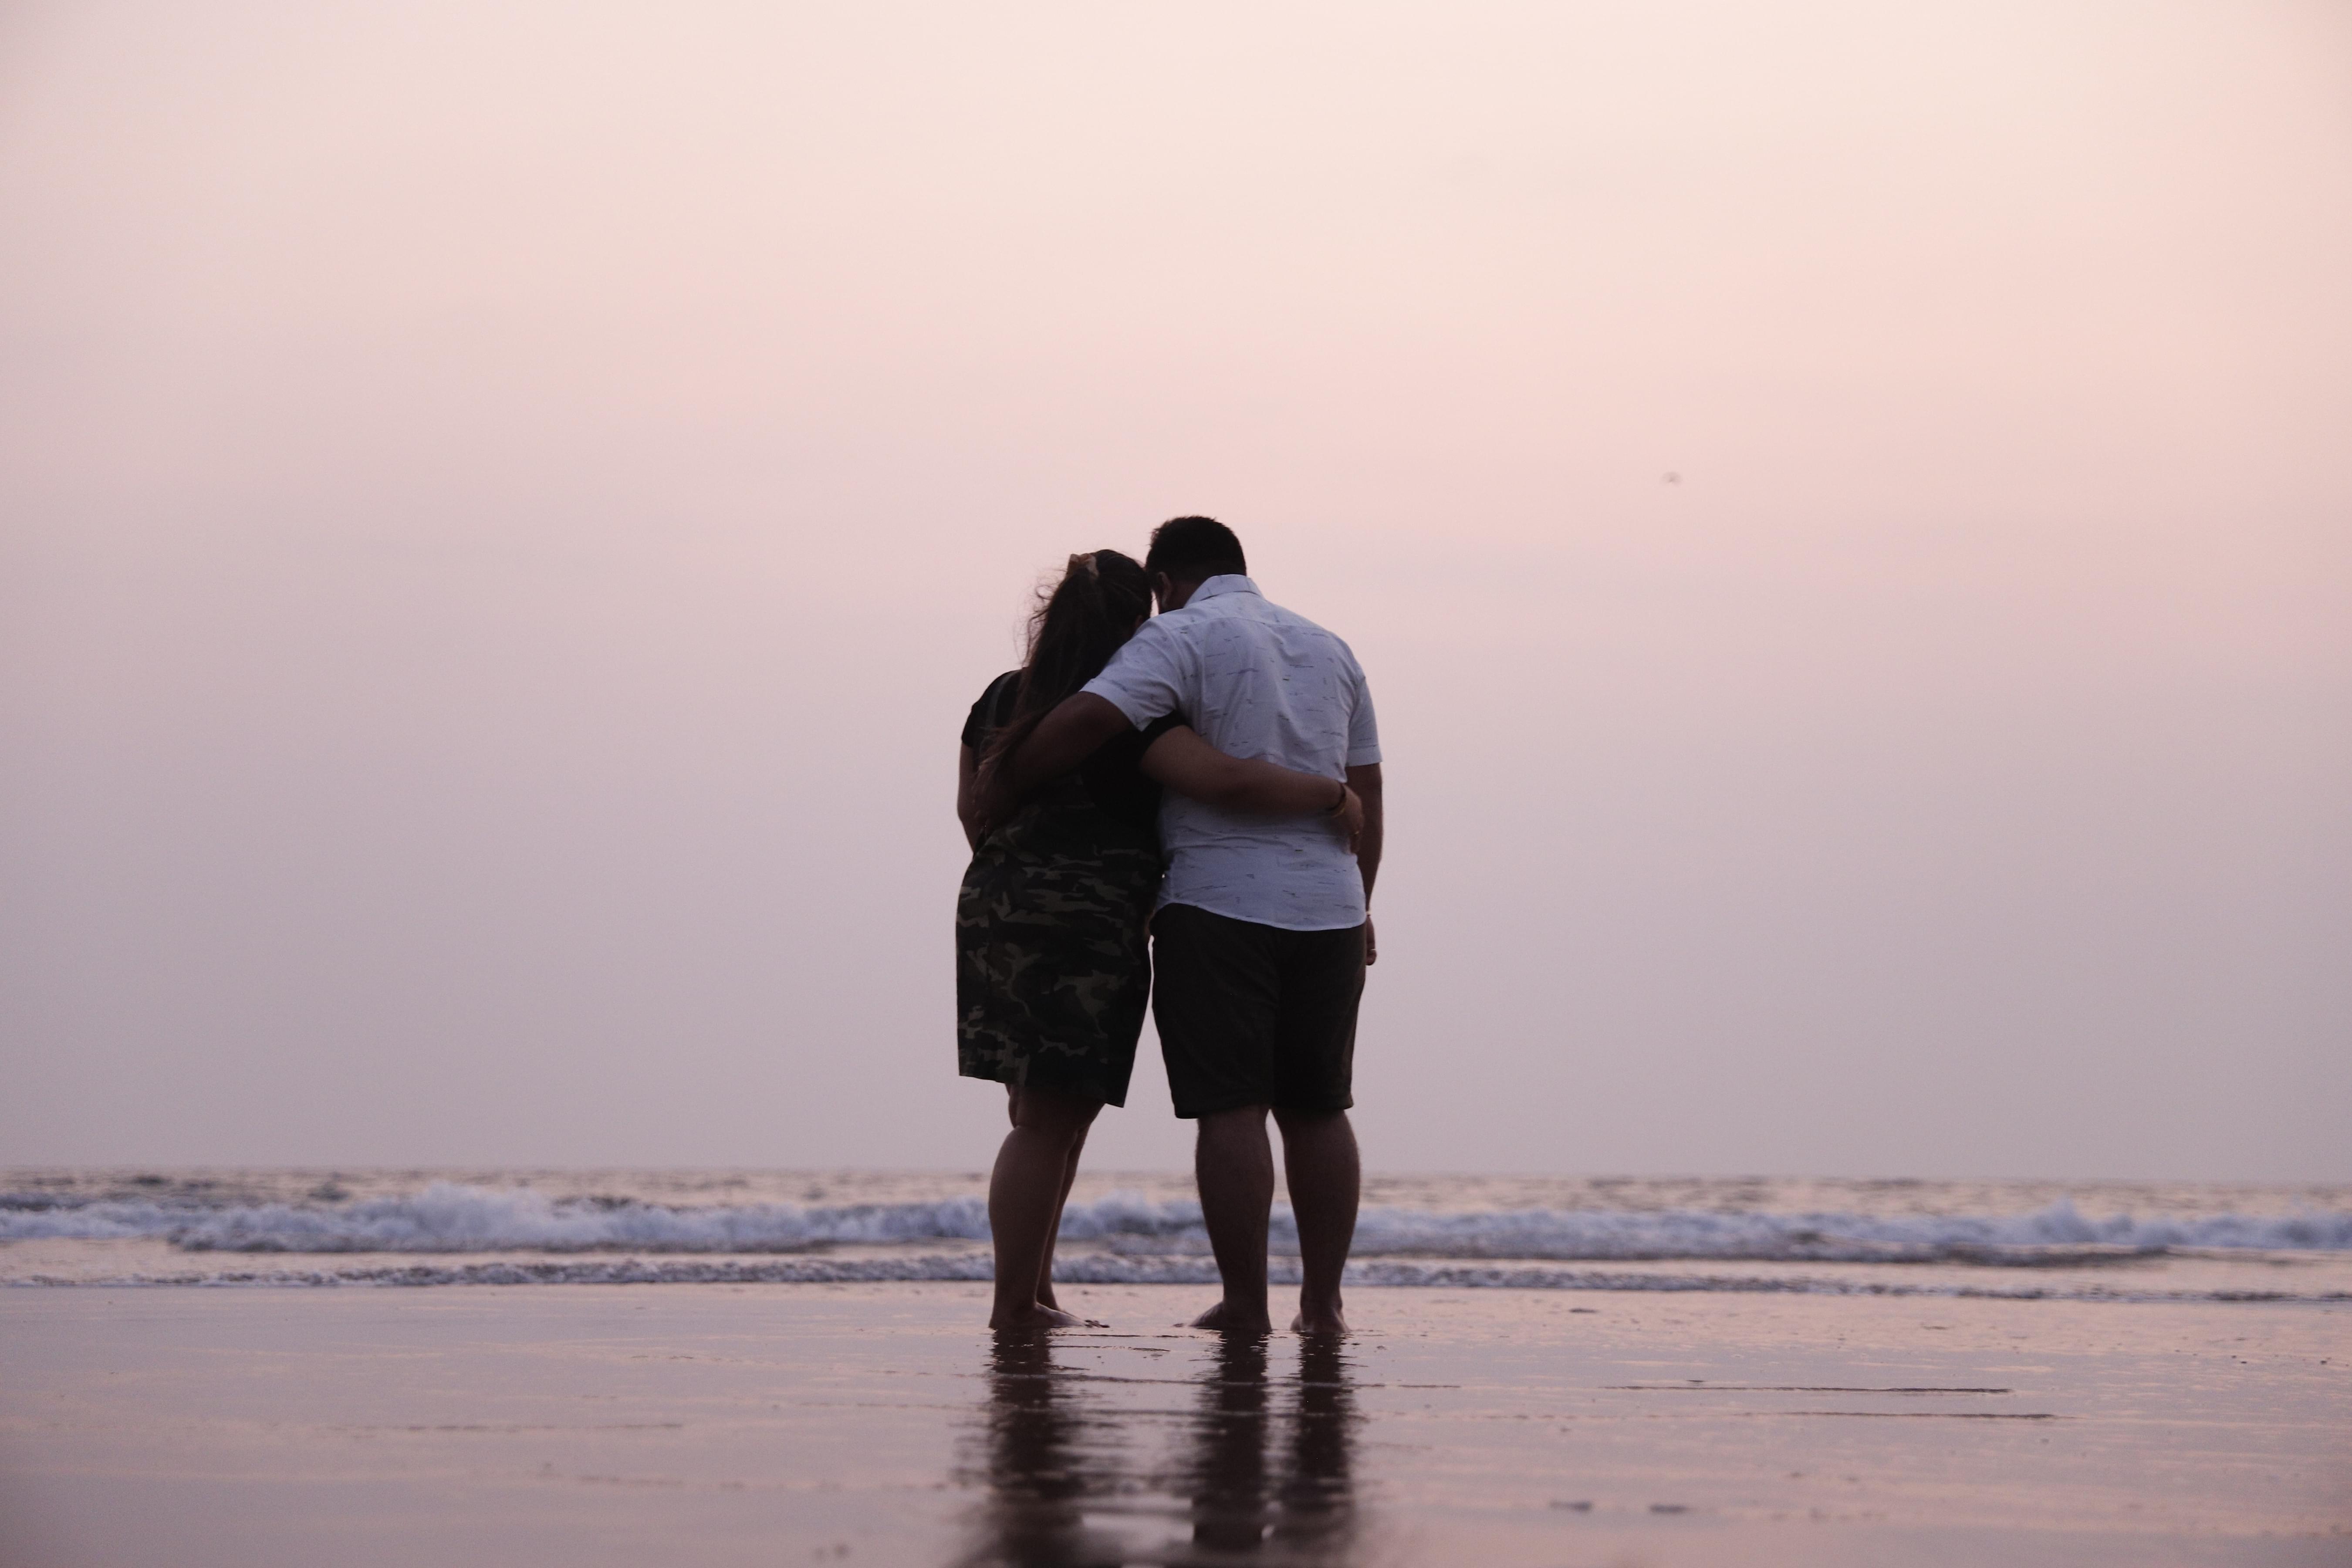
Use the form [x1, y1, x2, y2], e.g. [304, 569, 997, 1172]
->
[956, 743, 983, 849]
[1139, 727, 1363, 842]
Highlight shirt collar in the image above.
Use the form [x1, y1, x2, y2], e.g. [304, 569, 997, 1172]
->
[1189, 574, 1259, 604]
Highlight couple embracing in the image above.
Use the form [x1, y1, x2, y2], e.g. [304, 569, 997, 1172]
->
[956, 516, 1382, 1337]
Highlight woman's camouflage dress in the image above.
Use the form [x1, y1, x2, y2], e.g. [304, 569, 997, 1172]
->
[957, 672, 1177, 1107]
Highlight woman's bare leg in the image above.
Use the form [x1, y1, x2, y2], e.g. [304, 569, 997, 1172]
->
[989, 1085, 1102, 1331]
[1035, 1119, 1089, 1311]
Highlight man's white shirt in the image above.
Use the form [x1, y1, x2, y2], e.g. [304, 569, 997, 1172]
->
[1081, 576, 1379, 932]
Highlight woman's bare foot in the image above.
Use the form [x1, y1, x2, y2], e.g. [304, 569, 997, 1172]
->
[1035, 1288, 1108, 1328]
[1291, 1305, 1349, 1336]
[990, 1301, 1085, 1332]
[1188, 1298, 1274, 1335]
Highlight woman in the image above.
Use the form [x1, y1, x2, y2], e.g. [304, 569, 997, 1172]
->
[957, 550, 1360, 1332]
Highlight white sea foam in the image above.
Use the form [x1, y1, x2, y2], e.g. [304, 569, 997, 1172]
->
[8, 1253, 2345, 1303]
[1344, 1197, 2352, 1262]
[0, 1183, 994, 1252]
[4, 1183, 2347, 1262]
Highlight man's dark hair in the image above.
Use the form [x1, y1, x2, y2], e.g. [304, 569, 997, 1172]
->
[1143, 515, 1247, 582]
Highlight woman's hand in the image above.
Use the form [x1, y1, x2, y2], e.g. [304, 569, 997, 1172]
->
[1331, 784, 1365, 851]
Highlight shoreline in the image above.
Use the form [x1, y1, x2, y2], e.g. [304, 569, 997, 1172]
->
[8, 1233, 2349, 1303]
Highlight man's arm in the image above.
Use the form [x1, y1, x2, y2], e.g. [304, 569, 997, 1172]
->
[973, 692, 1132, 827]
[1347, 762, 1382, 965]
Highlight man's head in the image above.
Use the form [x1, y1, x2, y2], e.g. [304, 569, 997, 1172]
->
[1142, 515, 1247, 611]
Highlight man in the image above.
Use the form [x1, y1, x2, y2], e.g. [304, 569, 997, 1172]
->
[984, 516, 1382, 1335]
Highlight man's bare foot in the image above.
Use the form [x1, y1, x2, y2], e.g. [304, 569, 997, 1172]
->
[1187, 1299, 1274, 1335]
[1291, 1306, 1349, 1336]
[990, 1301, 1085, 1332]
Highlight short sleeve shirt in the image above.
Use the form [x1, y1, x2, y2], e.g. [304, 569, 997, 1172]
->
[1081, 577, 1379, 930]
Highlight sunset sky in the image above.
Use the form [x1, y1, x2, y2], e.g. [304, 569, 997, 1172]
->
[3, 0, 2347, 1179]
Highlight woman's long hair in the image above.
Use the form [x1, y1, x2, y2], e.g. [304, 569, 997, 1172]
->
[982, 550, 1152, 771]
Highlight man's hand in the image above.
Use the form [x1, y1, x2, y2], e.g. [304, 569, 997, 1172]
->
[971, 752, 1019, 836]
[1364, 916, 1377, 967]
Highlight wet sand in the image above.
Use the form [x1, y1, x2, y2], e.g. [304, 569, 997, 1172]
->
[1, 1284, 2345, 1566]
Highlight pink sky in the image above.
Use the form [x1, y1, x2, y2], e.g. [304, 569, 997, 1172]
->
[3, 0, 2347, 1176]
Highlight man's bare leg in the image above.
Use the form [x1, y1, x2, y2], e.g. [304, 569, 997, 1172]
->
[1273, 1107, 1358, 1334]
[1034, 1120, 1088, 1313]
[988, 1085, 1102, 1331]
[1189, 1104, 1275, 1334]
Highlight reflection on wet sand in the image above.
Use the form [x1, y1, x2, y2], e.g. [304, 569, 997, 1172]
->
[956, 1332, 1364, 1566]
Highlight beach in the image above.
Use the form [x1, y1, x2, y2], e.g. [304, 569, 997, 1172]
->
[9, 4, 2350, 1554]
[4, 1169, 2347, 1564]
[4, 1280, 2346, 1566]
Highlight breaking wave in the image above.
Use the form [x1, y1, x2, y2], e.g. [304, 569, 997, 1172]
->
[4, 1182, 2347, 1264]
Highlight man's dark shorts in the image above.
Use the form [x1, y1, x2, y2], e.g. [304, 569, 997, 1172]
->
[1151, 902, 1367, 1119]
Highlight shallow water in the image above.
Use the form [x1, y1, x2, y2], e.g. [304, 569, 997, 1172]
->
[2, 1284, 2345, 1566]
[6, 1168, 2346, 1302]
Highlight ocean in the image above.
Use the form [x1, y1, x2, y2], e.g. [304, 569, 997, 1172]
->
[6, 1168, 2346, 1302]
